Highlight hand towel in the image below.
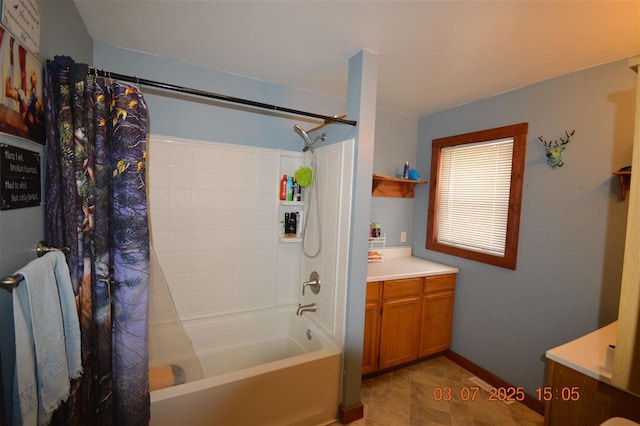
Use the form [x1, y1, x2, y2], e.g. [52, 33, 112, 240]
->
[12, 251, 82, 426]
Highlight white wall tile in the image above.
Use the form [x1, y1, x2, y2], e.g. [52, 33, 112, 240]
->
[149, 136, 282, 318]
[151, 231, 169, 254]
[210, 250, 234, 270]
[168, 231, 192, 253]
[166, 273, 192, 293]
[166, 252, 192, 274]
[148, 136, 351, 325]
[191, 230, 214, 252]
[169, 166, 193, 189]
[149, 188, 169, 210]
[150, 210, 169, 233]
[234, 285, 273, 307]
[171, 293, 192, 315]
[169, 144, 193, 168]
[169, 210, 193, 232]
[191, 211, 216, 231]
[191, 168, 215, 190]
[192, 146, 216, 169]
[192, 190, 214, 210]
[169, 189, 192, 210]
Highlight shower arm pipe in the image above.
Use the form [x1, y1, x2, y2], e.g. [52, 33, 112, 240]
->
[306, 114, 347, 133]
[86, 68, 357, 126]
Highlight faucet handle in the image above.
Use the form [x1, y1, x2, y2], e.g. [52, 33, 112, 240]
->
[302, 271, 321, 296]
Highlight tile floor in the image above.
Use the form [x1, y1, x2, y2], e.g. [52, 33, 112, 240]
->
[346, 356, 544, 426]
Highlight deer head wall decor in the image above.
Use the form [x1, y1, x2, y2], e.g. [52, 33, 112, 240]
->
[538, 130, 575, 169]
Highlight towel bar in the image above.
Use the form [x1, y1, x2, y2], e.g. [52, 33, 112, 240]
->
[0, 242, 71, 292]
[36, 241, 71, 258]
[0, 273, 24, 292]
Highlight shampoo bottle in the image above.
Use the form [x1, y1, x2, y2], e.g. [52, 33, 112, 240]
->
[285, 213, 291, 235]
[403, 161, 410, 179]
[295, 212, 302, 238]
[286, 176, 294, 201]
[292, 178, 299, 201]
[279, 175, 288, 200]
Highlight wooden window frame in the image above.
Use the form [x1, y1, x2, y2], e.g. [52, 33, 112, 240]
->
[426, 123, 528, 270]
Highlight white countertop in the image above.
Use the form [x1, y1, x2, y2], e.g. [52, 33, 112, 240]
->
[367, 247, 459, 282]
[545, 321, 617, 384]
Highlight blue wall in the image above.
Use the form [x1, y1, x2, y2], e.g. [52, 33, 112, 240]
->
[413, 58, 636, 396]
[371, 109, 418, 247]
[39, 0, 93, 64]
[0, 0, 93, 420]
[93, 43, 349, 151]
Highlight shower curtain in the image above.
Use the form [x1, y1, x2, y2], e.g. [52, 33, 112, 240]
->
[43, 56, 150, 426]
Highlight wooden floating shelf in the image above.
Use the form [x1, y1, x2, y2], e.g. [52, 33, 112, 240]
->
[612, 170, 631, 201]
[372, 174, 427, 198]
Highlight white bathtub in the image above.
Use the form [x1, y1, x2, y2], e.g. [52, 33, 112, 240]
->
[150, 308, 343, 425]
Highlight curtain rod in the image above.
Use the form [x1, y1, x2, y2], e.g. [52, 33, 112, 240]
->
[86, 67, 357, 127]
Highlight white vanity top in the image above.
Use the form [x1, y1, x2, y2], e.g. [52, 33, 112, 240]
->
[367, 247, 459, 282]
[545, 321, 617, 384]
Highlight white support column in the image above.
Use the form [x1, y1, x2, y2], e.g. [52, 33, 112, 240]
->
[339, 49, 378, 422]
[613, 55, 640, 395]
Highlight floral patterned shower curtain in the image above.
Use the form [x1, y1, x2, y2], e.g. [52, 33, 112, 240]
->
[43, 56, 150, 426]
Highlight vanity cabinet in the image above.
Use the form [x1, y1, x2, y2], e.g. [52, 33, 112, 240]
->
[363, 274, 456, 374]
[545, 360, 640, 426]
[362, 282, 382, 375]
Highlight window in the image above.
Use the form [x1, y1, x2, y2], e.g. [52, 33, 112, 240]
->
[426, 123, 527, 270]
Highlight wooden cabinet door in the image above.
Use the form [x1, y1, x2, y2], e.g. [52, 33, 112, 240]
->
[362, 282, 381, 374]
[545, 360, 640, 426]
[420, 290, 454, 357]
[379, 278, 422, 370]
[420, 274, 455, 357]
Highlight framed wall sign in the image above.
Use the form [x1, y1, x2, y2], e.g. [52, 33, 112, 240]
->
[1, 0, 40, 57]
[0, 143, 41, 210]
[0, 24, 44, 145]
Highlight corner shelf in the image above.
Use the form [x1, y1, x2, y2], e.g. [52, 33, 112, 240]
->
[612, 170, 631, 201]
[280, 200, 304, 207]
[279, 236, 302, 243]
[368, 235, 386, 262]
[372, 174, 427, 198]
[278, 200, 303, 242]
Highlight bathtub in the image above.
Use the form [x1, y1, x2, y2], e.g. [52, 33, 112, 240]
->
[150, 307, 343, 425]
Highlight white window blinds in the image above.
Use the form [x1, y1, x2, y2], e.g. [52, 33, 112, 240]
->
[437, 137, 514, 256]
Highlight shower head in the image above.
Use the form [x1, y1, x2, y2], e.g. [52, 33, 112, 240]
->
[294, 125, 326, 153]
[294, 125, 314, 152]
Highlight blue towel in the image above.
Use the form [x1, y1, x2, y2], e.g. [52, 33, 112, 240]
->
[12, 251, 82, 426]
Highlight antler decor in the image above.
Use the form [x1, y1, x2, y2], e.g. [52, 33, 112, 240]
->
[538, 130, 575, 169]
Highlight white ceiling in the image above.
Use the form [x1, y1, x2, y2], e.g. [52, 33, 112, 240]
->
[73, 1, 639, 118]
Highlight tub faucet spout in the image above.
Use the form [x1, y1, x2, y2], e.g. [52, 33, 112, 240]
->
[296, 303, 317, 316]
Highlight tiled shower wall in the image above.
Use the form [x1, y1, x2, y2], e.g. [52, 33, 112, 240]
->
[148, 134, 353, 339]
[300, 141, 354, 341]
[148, 135, 281, 319]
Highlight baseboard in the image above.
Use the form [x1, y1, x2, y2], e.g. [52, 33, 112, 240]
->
[338, 402, 364, 424]
[444, 350, 545, 415]
[362, 353, 442, 380]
